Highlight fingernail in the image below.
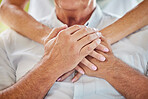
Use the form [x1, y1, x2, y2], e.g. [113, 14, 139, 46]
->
[96, 39, 101, 44]
[72, 78, 76, 83]
[100, 57, 106, 61]
[57, 78, 61, 82]
[96, 32, 102, 37]
[80, 70, 85, 75]
[92, 65, 97, 70]
[104, 48, 109, 52]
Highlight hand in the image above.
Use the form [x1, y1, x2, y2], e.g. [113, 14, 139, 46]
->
[56, 66, 83, 82]
[44, 25, 101, 77]
[43, 25, 68, 50]
[79, 36, 118, 79]
[57, 32, 110, 82]
[80, 32, 109, 71]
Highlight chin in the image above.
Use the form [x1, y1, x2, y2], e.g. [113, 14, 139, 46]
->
[55, 0, 86, 10]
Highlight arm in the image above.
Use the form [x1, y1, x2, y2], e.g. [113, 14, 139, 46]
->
[0, 55, 61, 99]
[100, 0, 148, 44]
[81, 37, 148, 99]
[0, 26, 66, 99]
[0, 0, 148, 45]
[0, 25, 102, 98]
[105, 59, 148, 99]
[0, 0, 51, 44]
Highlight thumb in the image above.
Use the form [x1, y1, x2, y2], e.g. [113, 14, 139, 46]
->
[46, 25, 68, 42]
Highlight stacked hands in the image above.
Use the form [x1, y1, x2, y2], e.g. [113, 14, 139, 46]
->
[44, 25, 116, 83]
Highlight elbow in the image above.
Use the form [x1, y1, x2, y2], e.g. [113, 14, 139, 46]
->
[0, 3, 7, 12]
[0, 3, 9, 20]
[0, 3, 20, 21]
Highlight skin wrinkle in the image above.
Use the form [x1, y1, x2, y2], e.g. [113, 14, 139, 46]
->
[55, 0, 96, 26]
[0, 0, 148, 99]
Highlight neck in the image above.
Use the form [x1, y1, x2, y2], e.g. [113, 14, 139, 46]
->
[55, 1, 96, 26]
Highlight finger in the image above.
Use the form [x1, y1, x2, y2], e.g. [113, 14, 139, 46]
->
[81, 58, 97, 71]
[60, 25, 83, 35]
[96, 44, 109, 52]
[72, 73, 82, 83]
[89, 51, 106, 61]
[72, 28, 100, 41]
[78, 32, 99, 49]
[96, 42, 113, 57]
[75, 66, 85, 74]
[45, 38, 56, 51]
[57, 69, 75, 82]
[79, 62, 90, 72]
[100, 36, 112, 52]
[80, 38, 101, 57]
[44, 25, 68, 44]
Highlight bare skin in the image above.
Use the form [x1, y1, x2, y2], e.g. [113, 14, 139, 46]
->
[0, 0, 147, 98]
[0, 25, 101, 99]
[80, 37, 148, 99]
[101, 0, 148, 44]
[0, 0, 110, 81]
[0, 0, 148, 80]
[0, 0, 51, 44]
[0, 0, 148, 45]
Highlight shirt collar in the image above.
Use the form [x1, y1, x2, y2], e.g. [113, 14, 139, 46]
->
[43, 4, 103, 28]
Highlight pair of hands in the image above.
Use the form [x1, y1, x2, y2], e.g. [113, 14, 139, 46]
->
[58, 32, 117, 82]
[43, 25, 115, 82]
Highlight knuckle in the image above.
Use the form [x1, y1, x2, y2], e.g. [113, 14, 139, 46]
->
[82, 28, 87, 33]
[62, 30, 67, 35]
[82, 58, 87, 63]
[73, 25, 81, 29]
[89, 51, 93, 56]
[60, 29, 67, 35]
[87, 27, 93, 31]
[58, 31, 64, 36]
[87, 46, 92, 52]
[94, 40, 100, 46]
[87, 35, 93, 41]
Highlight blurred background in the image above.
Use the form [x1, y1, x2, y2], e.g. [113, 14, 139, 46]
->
[0, 0, 143, 33]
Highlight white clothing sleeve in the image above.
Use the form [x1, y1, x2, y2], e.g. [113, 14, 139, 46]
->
[0, 38, 15, 90]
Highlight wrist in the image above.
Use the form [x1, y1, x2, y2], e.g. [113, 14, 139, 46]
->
[40, 24, 52, 45]
[41, 54, 64, 79]
[99, 57, 120, 80]
[103, 58, 125, 81]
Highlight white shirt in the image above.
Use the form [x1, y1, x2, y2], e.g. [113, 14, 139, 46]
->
[28, 0, 139, 20]
[0, 5, 148, 99]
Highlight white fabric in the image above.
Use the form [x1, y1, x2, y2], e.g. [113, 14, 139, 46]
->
[28, 0, 138, 20]
[0, 5, 148, 99]
[28, 0, 54, 20]
[102, 0, 139, 17]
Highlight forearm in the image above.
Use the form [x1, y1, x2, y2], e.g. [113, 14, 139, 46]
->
[89, 56, 148, 99]
[100, 0, 148, 44]
[0, 55, 61, 99]
[0, 2, 51, 44]
[104, 58, 148, 99]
